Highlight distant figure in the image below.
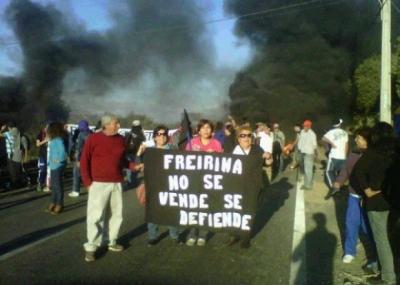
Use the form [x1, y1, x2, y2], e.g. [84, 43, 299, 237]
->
[222, 123, 236, 153]
[69, 120, 92, 198]
[298, 120, 317, 190]
[36, 125, 49, 192]
[80, 114, 127, 262]
[46, 122, 67, 214]
[255, 123, 273, 181]
[0, 122, 28, 190]
[289, 124, 302, 169]
[213, 121, 225, 145]
[272, 123, 286, 173]
[322, 118, 348, 194]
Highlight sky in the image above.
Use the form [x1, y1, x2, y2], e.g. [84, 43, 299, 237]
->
[0, 0, 253, 122]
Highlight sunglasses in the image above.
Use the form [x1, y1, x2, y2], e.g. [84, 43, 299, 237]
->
[238, 133, 252, 138]
[155, 132, 167, 137]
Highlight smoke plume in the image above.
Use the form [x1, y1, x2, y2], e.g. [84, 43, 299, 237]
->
[1, 0, 234, 129]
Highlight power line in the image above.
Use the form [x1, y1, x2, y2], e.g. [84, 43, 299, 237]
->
[0, 0, 346, 48]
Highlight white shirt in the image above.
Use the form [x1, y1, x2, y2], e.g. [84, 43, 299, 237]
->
[323, 128, 348, 160]
[298, 129, 317, 155]
[233, 145, 250, 155]
[258, 132, 273, 153]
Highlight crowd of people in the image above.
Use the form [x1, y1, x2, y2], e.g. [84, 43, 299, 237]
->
[0, 115, 399, 284]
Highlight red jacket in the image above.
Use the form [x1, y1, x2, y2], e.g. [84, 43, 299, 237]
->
[80, 132, 127, 187]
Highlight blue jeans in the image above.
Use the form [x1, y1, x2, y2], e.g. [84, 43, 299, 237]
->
[326, 158, 345, 188]
[50, 166, 65, 206]
[344, 195, 375, 256]
[72, 162, 81, 193]
[37, 156, 47, 186]
[301, 153, 314, 188]
[148, 223, 179, 241]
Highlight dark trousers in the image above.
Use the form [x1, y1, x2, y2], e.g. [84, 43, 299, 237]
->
[50, 166, 65, 206]
[37, 156, 47, 186]
[7, 159, 22, 188]
[72, 162, 81, 193]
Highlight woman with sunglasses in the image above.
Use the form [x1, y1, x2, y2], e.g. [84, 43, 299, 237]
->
[140, 125, 181, 246]
[228, 125, 265, 248]
[185, 119, 223, 246]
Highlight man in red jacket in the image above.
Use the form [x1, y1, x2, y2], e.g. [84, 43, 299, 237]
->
[80, 114, 126, 262]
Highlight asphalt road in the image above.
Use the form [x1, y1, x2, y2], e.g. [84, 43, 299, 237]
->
[0, 169, 297, 285]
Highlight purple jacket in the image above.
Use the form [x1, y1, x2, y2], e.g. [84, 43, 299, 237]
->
[335, 151, 362, 195]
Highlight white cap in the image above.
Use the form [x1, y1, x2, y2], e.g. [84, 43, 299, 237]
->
[132, 120, 141, 126]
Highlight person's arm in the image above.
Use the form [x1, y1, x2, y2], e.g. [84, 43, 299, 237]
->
[322, 136, 336, 148]
[80, 136, 93, 188]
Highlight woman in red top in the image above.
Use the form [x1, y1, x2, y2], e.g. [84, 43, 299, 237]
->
[185, 119, 222, 246]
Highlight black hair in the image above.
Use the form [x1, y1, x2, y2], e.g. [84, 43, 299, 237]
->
[354, 126, 372, 146]
[197, 119, 214, 133]
[370, 122, 398, 156]
[153, 125, 169, 139]
[46, 122, 66, 139]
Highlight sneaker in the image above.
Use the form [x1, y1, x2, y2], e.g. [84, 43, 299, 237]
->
[197, 238, 206, 246]
[362, 261, 380, 275]
[186, 238, 196, 246]
[43, 187, 50, 192]
[108, 244, 124, 252]
[85, 251, 96, 262]
[147, 239, 158, 247]
[36, 184, 43, 192]
[342, 254, 355, 263]
[300, 185, 311, 190]
[68, 191, 80, 198]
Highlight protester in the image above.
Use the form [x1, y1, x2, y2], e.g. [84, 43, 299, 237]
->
[350, 122, 397, 285]
[229, 125, 265, 248]
[125, 120, 146, 186]
[80, 114, 127, 262]
[46, 122, 67, 214]
[139, 125, 181, 246]
[328, 127, 377, 269]
[222, 123, 236, 153]
[185, 119, 223, 246]
[69, 120, 91, 197]
[272, 123, 286, 173]
[255, 123, 273, 181]
[289, 124, 302, 169]
[323, 119, 349, 196]
[0, 122, 28, 190]
[36, 125, 49, 192]
[213, 121, 225, 145]
[298, 120, 317, 190]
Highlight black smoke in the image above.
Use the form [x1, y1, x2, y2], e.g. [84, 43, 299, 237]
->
[1, 0, 225, 129]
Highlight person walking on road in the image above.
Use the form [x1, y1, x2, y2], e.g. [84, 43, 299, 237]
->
[298, 120, 317, 190]
[80, 114, 127, 262]
[323, 118, 348, 196]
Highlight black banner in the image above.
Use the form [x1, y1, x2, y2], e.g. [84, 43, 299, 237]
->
[144, 149, 263, 232]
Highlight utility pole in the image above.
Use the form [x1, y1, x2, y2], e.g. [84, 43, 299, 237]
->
[380, 0, 392, 123]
